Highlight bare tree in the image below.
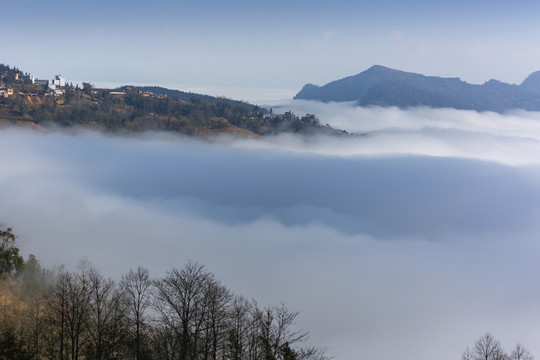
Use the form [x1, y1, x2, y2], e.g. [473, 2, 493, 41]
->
[463, 333, 508, 360]
[47, 269, 91, 360]
[44, 267, 68, 360]
[252, 303, 310, 360]
[478, 333, 507, 360]
[225, 296, 252, 360]
[199, 275, 232, 360]
[297, 345, 329, 360]
[22, 277, 49, 359]
[85, 266, 127, 360]
[510, 344, 534, 360]
[153, 261, 212, 360]
[121, 266, 152, 360]
[65, 269, 91, 360]
[147, 323, 180, 360]
[463, 347, 475, 360]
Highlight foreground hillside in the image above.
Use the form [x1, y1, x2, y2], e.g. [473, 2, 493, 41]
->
[295, 65, 540, 112]
[0, 227, 328, 360]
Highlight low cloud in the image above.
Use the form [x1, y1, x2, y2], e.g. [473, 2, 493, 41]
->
[1, 104, 540, 360]
[270, 101, 540, 165]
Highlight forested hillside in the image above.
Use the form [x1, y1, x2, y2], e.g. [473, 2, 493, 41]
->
[0, 63, 348, 137]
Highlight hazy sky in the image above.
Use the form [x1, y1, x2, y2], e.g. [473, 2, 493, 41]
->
[2, 104, 540, 360]
[4, 0, 540, 101]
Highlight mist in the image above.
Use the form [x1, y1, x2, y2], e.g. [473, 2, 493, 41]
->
[2, 104, 540, 360]
[268, 100, 540, 165]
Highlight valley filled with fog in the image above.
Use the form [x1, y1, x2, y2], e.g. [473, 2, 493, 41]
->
[2, 102, 540, 360]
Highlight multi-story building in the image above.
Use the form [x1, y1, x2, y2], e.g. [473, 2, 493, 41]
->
[51, 75, 65, 87]
[33, 74, 67, 89]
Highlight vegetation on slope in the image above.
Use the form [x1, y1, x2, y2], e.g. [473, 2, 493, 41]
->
[0, 63, 348, 137]
[0, 226, 329, 360]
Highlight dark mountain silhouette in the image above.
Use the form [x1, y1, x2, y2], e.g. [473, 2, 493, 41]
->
[294, 65, 540, 112]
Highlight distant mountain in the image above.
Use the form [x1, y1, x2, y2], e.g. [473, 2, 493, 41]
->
[294, 65, 540, 112]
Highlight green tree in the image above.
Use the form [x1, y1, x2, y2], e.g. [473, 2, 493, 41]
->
[0, 228, 23, 277]
[0, 325, 31, 360]
[82, 82, 93, 95]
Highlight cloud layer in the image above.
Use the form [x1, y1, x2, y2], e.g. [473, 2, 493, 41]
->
[271, 101, 540, 165]
[2, 104, 540, 360]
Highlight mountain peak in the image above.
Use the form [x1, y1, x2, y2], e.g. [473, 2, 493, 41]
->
[294, 65, 540, 112]
[366, 65, 392, 72]
[362, 65, 407, 77]
[520, 71, 540, 90]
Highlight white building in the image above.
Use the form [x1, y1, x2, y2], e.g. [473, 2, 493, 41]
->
[51, 74, 65, 87]
[36, 74, 67, 90]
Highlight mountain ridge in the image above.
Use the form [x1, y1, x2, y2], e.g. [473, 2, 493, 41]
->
[294, 66, 540, 112]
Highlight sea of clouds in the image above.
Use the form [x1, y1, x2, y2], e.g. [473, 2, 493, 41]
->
[2, 102, 540, 360]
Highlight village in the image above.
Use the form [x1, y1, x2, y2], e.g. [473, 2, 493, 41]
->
[0, 63, 340, 137]
[0, 67, 164, 99]
[0, 71, 67, 97]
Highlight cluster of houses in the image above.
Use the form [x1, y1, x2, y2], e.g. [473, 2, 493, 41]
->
[0, 85, 14, 98]
[139, 90, 168, 99]
[1, 72, 170, 100]
[0, 73, 67, 97]
[23, 73, 66, 96]
[108, 88, 168, 99]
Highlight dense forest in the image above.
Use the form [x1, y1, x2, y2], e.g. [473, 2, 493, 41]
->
[0, 63, 348, 137]
[0, 227, 329, 360]
[0, 64, 23, 83]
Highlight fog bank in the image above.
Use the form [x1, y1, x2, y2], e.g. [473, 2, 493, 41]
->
[1, 105, 540, 360]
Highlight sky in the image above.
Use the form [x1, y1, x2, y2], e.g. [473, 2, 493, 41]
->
[3, 104, 540, 360]
[4, 0, 540, 102]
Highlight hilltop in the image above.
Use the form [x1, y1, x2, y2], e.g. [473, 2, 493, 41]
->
[0, 63, 348, 137]
[294, 65, 540, 112]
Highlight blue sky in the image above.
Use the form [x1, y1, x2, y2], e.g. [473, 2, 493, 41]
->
[4, 0, 540, 100]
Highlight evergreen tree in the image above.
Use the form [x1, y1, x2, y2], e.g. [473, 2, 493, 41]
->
[0, 228, 23, 276]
